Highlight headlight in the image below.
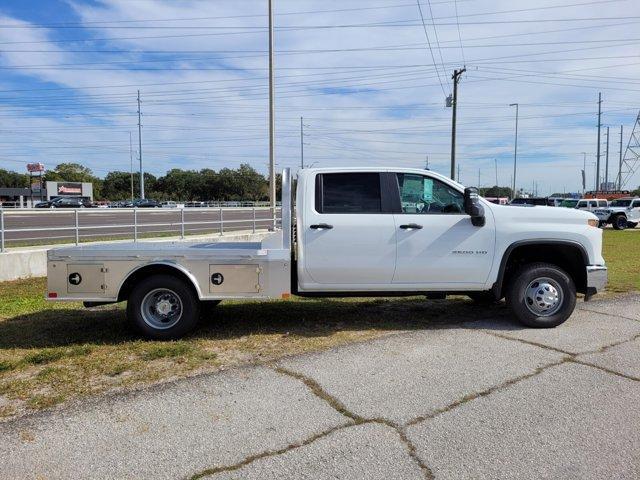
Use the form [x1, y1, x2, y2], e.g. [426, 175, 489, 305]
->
[588, 219, 599, 227]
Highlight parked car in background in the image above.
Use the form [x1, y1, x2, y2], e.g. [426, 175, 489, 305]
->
[576, 198, 608, 213]
[44, 197, 94, 208]
[133, 199, 160, 208]
[594, 197, 640, 230]
[184, 201, 205, 208]
[560, 199, 579, 208]
[509, 197, 549, 206]
[34, 200, 55, 208]
[160, 201, 178, 208]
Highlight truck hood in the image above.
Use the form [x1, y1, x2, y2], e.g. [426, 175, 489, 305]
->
[488, 203, 596, 224]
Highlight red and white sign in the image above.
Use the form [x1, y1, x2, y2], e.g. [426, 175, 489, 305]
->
[58, 183, 82, 195]
[26, 163, 45, 173]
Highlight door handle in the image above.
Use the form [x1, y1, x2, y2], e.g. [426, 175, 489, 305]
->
[310, 223, 333, 230]
[399, 223, 423, 229]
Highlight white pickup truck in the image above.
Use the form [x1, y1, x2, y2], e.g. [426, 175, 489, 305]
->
[46, 167, 607, 339]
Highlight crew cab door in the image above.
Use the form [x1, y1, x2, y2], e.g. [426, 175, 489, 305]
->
[391, 172, 495, 287]
[299, 172, 396, 287]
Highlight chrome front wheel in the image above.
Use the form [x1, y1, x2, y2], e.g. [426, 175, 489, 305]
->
[524, 277, 563, 317]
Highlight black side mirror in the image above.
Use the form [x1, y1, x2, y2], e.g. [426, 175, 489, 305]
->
[464, 187, 486, 227]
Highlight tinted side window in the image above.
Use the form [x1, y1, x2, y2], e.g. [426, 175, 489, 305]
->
[598, 201, 608, 207]
[318, 173, 381, 213]
[577, 201, 586, 208]
[396, 173, 464, 214]
[633, 200, 640, 208]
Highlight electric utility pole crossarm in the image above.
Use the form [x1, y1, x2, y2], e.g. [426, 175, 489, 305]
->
[449, 67, 465, 180]
[137, 89, 144, 200]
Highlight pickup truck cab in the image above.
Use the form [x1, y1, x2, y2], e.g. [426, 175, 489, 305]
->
[46, 168, 607, 339]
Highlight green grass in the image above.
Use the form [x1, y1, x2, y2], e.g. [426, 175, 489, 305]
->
[0, 231, 636, 420]
[602, 230, 640, 293]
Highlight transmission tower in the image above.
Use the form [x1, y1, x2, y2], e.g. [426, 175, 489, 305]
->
[619, 110, 640, 188]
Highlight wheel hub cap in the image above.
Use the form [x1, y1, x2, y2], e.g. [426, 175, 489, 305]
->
[140, 288, 183, 329]
[525, 278, 563, 317]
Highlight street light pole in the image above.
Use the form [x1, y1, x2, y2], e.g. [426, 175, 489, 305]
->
[129, 131, 134, 202]
[509, 103, 519, 198]
[268, 0, 276, 229]
[137, 89, 144, 200]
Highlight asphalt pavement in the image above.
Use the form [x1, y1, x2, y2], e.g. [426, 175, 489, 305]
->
[1, 295, 639, 479]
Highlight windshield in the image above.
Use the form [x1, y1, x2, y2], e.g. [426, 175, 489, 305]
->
[610, 199, 632, 207]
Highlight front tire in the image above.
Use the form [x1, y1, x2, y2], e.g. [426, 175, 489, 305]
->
[506, 263, 576, 328]
[612, 215, 627, 230]
[127, 274, 200, 339]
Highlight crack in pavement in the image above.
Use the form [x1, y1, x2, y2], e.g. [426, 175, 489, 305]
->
[187, 306, 640, 480]
[404, 358, 568, 427]
[272, 367, 435, 480]
[577, 305, 640, 323]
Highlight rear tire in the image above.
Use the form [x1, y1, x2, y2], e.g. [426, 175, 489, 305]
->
[506, 263, 576, 328]
[127, 274, 200, 339]
[612, 215, 627, 230]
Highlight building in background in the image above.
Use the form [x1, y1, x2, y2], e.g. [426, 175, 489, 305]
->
[45, 181, 93, 202]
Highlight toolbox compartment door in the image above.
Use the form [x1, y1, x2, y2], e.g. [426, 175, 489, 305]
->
[209, 264, 261, 294]
[66, 264, 106, 294]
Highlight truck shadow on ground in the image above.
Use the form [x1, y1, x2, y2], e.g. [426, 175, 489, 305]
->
[0, 297, 525, 350]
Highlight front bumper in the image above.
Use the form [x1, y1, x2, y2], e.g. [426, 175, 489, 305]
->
[585, 265, 608, 300]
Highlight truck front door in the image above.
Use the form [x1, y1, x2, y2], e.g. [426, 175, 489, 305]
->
[392, 172, 495, 287]
[300, 172, 396, 287]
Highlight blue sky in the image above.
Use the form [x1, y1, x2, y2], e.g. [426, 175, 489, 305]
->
[0, 0, 639, 194]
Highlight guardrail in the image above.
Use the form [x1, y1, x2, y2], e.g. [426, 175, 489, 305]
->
[0, 207, 281, 252]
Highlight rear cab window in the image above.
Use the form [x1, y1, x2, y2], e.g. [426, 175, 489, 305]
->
[315, 172, 382, 213]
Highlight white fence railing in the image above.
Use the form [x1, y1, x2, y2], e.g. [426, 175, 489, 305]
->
[0, 207, 281, 252]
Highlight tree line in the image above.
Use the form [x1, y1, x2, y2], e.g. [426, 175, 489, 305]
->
[0, 163, 281, 201]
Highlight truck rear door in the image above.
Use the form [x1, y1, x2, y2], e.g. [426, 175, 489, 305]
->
[300, 172, 396, 286]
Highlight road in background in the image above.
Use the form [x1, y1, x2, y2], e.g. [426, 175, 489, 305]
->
[1, 208, 280, 247]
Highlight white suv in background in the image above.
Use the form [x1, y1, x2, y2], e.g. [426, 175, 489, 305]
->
[576, 198, 608, 213]
[594, 198, 640, 230]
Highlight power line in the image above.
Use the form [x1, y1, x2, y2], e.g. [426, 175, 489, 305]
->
[416, 0, 448, 97]
[453, 0, 466, 65]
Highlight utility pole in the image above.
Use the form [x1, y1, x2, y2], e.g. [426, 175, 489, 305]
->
[595, 92, 602, 192]
[449, 67, 466, 180]
[494, 158, 498, 186]
[618, 125, 623, 190]
[509, 103, 519, 198]
[604, 126, 610, 191]
[457, 163, 460, 183]
[582, 152, 587, 194]
[129, 131, 134, 202]
[300, 116, 304, 169]
[425, 155, 429, 170]
[478, 168, 481, 189]
[137, 89, 144, 199]
[268, 0, 276, 229]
